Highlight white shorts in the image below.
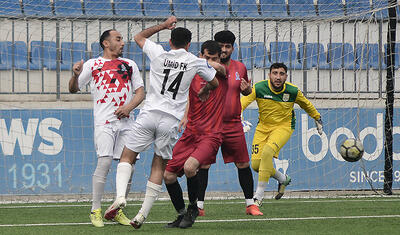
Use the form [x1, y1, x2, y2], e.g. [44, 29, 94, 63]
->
[94, 118, 135, 159]
[125, 110, 180, 160]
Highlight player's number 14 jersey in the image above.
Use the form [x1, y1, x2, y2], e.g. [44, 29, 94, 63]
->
[142, 39, 216, 120]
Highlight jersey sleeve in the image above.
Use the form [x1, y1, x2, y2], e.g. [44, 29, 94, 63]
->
[142, 39, 165, 61]
[295, 90, 321, 120]
[78, 60, 93, 90]
[131, 61, 144, 90]
[240, 85, 256, 111]
[195, 58, 216, 82]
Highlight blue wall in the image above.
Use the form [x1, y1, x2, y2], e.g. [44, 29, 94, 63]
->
[0, 108, 399, 195]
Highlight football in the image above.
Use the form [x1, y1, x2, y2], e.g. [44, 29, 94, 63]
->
[340, 138, 364, 162]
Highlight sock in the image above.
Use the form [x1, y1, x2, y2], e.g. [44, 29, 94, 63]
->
[272, 169, 286, 183]
[197, 201, 204, 210]
[166, 181, 186, 213]
[125, 164, 135, 198]
[91, 156, 112, 211]
[245, 198, 254, 207]
[187, 174, 199, 205]
[138, 181, 163, 218]
[238, 167, 254, 200]
[254, 181, 268, 200]
[116, 162, 132, 199]
[259, 145, 276, 182]
[251, 159, 260, 172]
[197, 168, 209, 202]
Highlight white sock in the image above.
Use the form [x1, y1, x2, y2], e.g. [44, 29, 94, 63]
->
[91, 156, 112, 211]
[125, 164, 135, 198]
[245, 199, 254, 207]
[197, 201, 204, 209]
[138, 181, 163, 218]
[254, 181, 268, 200]
[116, 162, 132, 199]
[272, 170, 286, 184]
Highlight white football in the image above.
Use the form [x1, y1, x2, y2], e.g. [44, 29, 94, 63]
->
[340, 138, 364, 162]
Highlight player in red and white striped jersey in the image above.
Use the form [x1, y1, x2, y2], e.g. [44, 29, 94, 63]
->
[69, 29, 145, 227]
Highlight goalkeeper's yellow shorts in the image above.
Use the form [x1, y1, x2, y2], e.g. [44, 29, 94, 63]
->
[251, 125, 294, 160]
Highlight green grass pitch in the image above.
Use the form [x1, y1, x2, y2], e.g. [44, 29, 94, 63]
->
[1, 197, 400, 234]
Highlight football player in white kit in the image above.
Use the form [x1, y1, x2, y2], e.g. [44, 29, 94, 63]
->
[104, 16, 219, 229]
[69, 29, 145, 227]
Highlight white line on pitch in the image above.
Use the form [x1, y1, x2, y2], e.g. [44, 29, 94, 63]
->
[1, 215, 400, 227]
[1, 198, 400, 209]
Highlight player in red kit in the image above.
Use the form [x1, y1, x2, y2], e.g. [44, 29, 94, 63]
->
[164, 40, 228, 229]
[196, 30, 263, 216]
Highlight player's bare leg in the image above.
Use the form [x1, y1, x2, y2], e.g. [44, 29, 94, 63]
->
[131, 154, 166, 229]
[104, 147, 138, 220]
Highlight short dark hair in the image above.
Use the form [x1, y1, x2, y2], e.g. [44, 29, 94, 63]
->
[270, 62, 288, 73]
[201, 40, 221, 56]
[100, 29, 116, 50]
[171, 27, 192, 48]
[214, 30, 236, 45]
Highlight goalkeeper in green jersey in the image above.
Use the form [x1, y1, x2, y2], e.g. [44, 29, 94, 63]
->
[241, 62, 323, 205]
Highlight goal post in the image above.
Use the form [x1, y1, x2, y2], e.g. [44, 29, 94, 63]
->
[383, 0, 397, 195]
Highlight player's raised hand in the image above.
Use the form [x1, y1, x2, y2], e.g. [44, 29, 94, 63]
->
[240, 78, 252, 95]
[164, 16, 177, 30]
[72, 60, 84, 77]
[69, 60, 84, 93]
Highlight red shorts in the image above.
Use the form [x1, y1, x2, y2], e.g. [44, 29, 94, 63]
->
[220, 121, 249, 164]
[166, 131, 222, 177]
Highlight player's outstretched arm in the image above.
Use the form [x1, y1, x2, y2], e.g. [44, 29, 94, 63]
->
[197, 77, 219, 102]
[240, 85, 256, 111]
[69, 60, 83, 93]
[294, 89, 322, 126]
[134, 16, 177, 49]
[207, 61, 226, 77]
[294, 90, 323, 135]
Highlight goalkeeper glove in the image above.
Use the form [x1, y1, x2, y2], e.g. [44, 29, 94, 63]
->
[242, 120, 252, 133]
[315, 118, 323, 135]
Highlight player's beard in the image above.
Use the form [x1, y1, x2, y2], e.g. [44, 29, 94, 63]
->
[270, 81, 284, 92]
[221, 55, 230, 63]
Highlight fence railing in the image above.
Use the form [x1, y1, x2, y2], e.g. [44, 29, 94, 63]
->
[0, 17, 396, 99]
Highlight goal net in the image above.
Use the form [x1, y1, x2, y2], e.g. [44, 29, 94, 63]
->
[0, 0, 399, 202]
